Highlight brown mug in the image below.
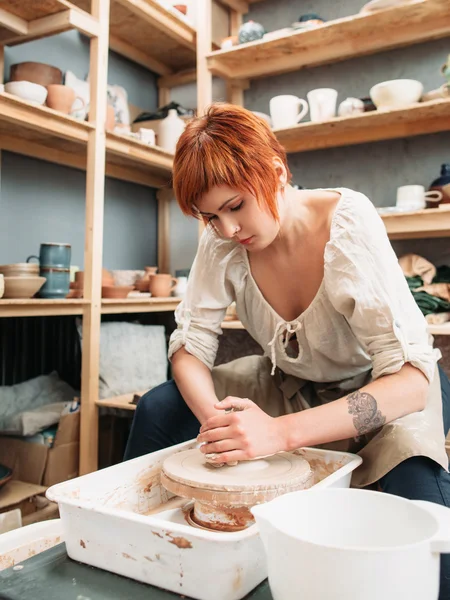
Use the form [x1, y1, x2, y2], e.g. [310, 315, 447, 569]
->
[149, 274, 178, 297]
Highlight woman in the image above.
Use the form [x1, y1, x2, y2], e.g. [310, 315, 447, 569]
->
[125, 103, 450, 596]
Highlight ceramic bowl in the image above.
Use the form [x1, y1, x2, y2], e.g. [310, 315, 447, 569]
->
[3, 276, 46, 299]
[0, 263, 39, 277]
[369, 79, 423, 110]
[9, 61, 62, 86]
[101, 285, 133, 299]
[4, 81, 48, 105]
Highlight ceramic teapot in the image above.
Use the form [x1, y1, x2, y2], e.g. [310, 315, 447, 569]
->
[251, 488, 450, 600]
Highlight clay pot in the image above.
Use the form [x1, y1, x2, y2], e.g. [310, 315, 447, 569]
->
[74, 269, 114, 289]
[106, 104, 116, 131]
[10, 62, 62, 87]
[149, 273, 178, 297]
[101, 285, 133, 299]
[136, 266, 158, 292]
[46, 84, 84, 115]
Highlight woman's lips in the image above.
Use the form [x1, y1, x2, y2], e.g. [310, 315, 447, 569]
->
[239, 236, 254, 245]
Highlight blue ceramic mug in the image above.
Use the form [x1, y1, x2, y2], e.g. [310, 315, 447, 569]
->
[27, 242, 71, 269]
[27, 243, 71, 299]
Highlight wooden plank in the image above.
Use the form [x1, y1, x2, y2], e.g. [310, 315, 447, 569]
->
[101, 297, 181, 314]
[0, 7, 27, 34]
[380, 205, 450, 240]
[274, 98, 450, 154]
[216, 0, 248, 13]
[79, 0, 110, 476]
[0, 299, 88, 318]
[197, 0, 213, 115]
[96, 391, 144, 411]
[428, 324, 450, 335]
[206, 0, 450, 80]
[158, 86, 171, 107]
[156, 188, 172, 274]
[158, 68, 197, 89]
[109, 34, 171, 75]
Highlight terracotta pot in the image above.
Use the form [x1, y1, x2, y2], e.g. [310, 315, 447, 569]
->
[46, 84, 84, 115]
[149, 274, 178, 297]
[106, 104, 116, 131]
[136, 266, 158, 292]
[101, 285, 133, 299]
[75, 269, 114, 288]
[10, 62, 62, 87]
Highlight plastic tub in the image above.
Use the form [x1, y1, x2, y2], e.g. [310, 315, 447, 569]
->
[47, 441, 362, 600]
[0, 519, 63, 570]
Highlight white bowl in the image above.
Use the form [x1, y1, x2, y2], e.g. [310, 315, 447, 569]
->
[4, 81, 48, 105]
[369, 79, 423, 110]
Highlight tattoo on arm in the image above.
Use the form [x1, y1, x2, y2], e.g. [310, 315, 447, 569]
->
[347, 391, 386, 436]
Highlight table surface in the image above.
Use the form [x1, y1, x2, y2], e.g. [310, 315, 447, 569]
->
[0, 543, 273, 600]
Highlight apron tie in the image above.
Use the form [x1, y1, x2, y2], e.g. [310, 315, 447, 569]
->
[268, 320, 302, 375]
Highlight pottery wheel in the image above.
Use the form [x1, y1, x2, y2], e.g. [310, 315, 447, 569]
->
[161, 449, 313, 531]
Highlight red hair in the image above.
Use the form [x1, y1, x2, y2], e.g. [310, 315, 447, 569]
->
[172, 103, 292, 221]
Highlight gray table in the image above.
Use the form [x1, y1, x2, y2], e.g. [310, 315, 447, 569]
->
[0, 543, 272, 600]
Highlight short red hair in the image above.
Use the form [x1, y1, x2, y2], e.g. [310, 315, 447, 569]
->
[172, 103, 292, 221]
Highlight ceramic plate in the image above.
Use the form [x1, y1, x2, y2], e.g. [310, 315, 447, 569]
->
[0, 463, 13, 489]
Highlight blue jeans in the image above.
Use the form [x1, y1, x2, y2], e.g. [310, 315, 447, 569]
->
[124, 365, 450, 599]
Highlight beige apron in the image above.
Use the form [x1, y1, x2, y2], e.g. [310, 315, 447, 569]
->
[211, 355, 449, 487]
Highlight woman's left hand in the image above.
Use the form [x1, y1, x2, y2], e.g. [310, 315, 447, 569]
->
[196, 397, 287, 464]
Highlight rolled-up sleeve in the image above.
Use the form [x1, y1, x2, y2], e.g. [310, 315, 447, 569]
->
[168, 227, 235, 370]
[324, 192, 439, 383]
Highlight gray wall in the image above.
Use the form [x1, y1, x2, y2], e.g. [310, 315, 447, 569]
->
[1, 31, 160, 270]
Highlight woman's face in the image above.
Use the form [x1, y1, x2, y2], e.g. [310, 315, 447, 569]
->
[195, 185, 280, 252]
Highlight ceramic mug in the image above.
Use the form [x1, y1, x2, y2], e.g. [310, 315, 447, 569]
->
[269, 95, 309, 129]
[46, 84, 85, 116]
[27, 243, 71, 298]
[396, 185, 443, 211]
[149, 274, 178, 297]
[27, 242, 71, 269]
[307, 88, 338, 122]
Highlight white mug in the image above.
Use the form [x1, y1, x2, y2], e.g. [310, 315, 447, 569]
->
[138, 128, 156, 146]
[396, 185, 443, 211]
[307, 88, 338, 122]
[269, 95, 308, 129]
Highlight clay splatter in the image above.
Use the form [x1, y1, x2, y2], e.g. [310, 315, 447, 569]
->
[152, 531, 163, 538]
[167, 534, 192, 549]
[80, 540, 86, 548]
[122, 553, 137, 561]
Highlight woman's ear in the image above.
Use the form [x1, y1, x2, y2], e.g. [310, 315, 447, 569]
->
[272, 156, 287, 189]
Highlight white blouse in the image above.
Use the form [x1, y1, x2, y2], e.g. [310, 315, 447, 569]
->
[168, 188, 439, 384]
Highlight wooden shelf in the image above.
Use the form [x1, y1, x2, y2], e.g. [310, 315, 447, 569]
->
[101, 296, 181, 314]
[0, 0, 99, 45]
[0, 299, 88, 317]
[72, 0, 196, 75]
[207, 0, 450, 80]
[380, 206, 450, 240]
[96, 390, 144, 411]
[428, 324, 450, 335]
[0, 93, 172, 188]
[274, 99, 450, 154]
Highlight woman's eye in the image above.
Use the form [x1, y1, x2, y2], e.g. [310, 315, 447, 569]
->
[230, 201, 243, 212]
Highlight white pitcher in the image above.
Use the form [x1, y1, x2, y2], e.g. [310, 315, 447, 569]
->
[307, 87, 338, 122]
[158, 109, 185, 153]
[269, 95, 308, 129]
[252, 488, 450, 600]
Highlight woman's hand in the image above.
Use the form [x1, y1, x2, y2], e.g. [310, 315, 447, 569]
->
[196, 396, 287, 464]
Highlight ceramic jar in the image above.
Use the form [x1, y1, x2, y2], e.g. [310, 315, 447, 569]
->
[428, 163, 450, 206]
[158, 109, 186, 153]
[27, 242, 71, 299]
[149, 274, 178, 297]
[136, 266, 158, 292]
[238, 20, 265, 44]
[338, 97, 365, 117]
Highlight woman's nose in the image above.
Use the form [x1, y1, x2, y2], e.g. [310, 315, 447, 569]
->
[221, 220, 239, 239]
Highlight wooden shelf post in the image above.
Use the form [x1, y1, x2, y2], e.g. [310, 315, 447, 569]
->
[79, 0, 110, 475]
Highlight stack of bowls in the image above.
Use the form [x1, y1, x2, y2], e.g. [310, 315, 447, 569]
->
[0, 263, 46, 299]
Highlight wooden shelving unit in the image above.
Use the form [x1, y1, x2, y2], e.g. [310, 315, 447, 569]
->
[206, 0, 450, 80]
[72, 0, 196, 75]
[96, 390, 143, 411]
[274, 98, 450, 154]
[0, 0, 99, 46]
[0, 93, 173, 188]
[380, 207, 450, 240]
[0, 299, 88, 318]
[101, 296, 180, 314]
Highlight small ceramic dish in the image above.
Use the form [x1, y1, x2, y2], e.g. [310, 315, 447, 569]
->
[3, 276, 46, 299]
[4, 81, 48, 105]
[101, 285, 133, 299]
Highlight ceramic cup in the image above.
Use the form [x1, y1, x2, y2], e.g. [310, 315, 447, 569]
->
[138, 128, 156, 146]
[307, 88, 338, 122]
[27, 242, 71, 269]
[27, 243, 71, 298]
[46, 84, 85, 115]
[396, 185, 443, 211]
[149, 274, 178, 297]
[269, 95, 309, 129]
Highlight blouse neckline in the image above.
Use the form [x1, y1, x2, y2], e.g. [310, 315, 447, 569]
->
[241, 188, 348, 326]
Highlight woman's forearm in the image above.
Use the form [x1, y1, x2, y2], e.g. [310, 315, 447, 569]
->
[280, 363, 429, 451]
[171, 347, 219, 424]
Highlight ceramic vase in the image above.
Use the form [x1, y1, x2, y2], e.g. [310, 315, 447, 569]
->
[158, 109, 186, 153]
[238, 20, 265, 44]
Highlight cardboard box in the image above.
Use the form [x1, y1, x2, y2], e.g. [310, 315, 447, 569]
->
[0, 412, 80, 516]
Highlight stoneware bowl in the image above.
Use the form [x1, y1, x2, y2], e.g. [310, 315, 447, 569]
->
[9, 61, 63, 86]
[101, 285, 133, 299]
[369, 79, 423, 110]
[3, 276, 46, 299]
[0, 263, 39, 277]
[4, 81, 48, 105]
